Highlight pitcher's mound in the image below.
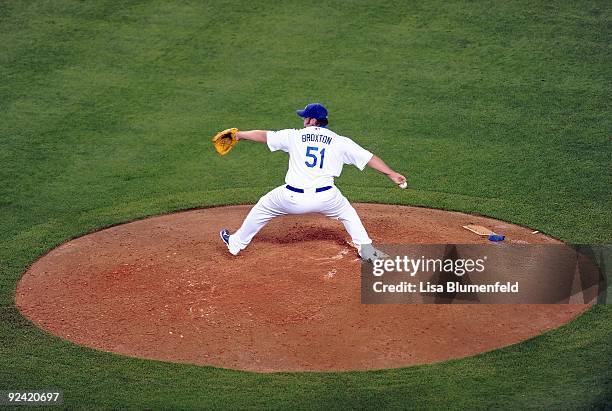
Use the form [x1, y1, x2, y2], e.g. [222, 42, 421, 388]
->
[16, 204, 588, 372]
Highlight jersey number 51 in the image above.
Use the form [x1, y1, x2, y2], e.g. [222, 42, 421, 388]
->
[305, 146, 326, 169]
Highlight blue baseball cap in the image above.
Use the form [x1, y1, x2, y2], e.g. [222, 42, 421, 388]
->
[296, 103, 328, 120]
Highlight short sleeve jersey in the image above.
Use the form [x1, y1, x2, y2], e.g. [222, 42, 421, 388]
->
[266, 126, 373, 189]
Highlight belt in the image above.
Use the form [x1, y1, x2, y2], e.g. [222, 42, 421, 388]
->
[286, 185, 332, 193]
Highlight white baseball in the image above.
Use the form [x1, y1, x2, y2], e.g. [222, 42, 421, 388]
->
[398, 181, 408, 189]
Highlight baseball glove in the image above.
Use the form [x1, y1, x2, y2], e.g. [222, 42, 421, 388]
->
[212, 128, 239, 156]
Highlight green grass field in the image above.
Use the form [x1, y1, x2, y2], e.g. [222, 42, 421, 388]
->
[1, 0, 611, 409]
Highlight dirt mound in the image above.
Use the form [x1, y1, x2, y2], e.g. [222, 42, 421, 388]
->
[16, 204, 588, 372]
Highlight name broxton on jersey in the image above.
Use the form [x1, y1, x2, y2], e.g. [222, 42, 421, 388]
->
[301, 133, 333, 145]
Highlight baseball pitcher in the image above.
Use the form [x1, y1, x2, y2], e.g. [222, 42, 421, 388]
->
[212, 103, 407, 262]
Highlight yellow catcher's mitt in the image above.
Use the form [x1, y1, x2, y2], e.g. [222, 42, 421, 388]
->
[212, 128, 239, 156]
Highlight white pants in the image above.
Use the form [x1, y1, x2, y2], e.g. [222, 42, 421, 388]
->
[228, 185, 372, 255]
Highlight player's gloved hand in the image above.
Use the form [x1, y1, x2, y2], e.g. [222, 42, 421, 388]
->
[212, 128, 239, 156]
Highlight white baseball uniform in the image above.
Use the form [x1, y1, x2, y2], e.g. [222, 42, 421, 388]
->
[226, 126, 374, 255]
